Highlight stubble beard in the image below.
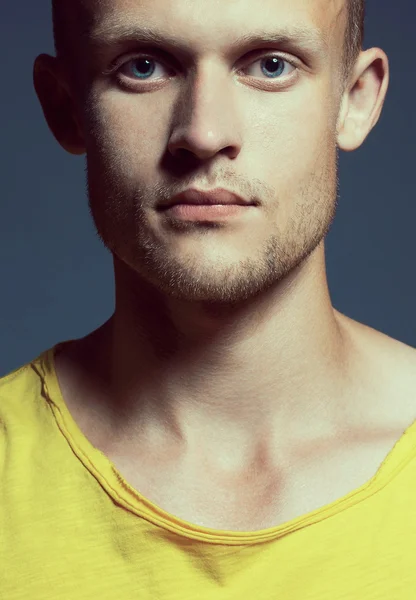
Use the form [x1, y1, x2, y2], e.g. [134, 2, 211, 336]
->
[84, 136, 340, 305]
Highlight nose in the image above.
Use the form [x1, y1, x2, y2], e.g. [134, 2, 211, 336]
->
[167, 68, 242, 161]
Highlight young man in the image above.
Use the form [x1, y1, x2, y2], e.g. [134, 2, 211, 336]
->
[2, 0, 415, 597]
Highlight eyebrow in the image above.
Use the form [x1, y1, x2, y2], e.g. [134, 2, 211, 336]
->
[89, 23, 328, 62]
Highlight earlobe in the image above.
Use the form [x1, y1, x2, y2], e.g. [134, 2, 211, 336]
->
[337, 48, 389, 153]
[33, 54, 86, 156]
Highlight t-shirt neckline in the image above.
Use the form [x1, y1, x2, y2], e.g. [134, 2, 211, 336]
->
[32, 340, 416, 545]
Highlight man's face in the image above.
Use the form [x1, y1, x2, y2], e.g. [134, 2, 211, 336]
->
[78, 0, 347, 303]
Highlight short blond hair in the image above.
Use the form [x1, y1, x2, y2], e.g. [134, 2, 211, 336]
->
[343, 0, 366, 81]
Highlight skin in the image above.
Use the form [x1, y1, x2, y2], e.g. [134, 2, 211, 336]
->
[33, 0, 390, 478]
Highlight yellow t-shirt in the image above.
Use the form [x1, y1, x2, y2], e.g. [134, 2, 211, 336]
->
[1, 341, 416, 599]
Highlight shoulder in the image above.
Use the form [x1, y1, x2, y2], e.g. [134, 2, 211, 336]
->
[342, 313, 416, 376]
[337, 311, 416, 427]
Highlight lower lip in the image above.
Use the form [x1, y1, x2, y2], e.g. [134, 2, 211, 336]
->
[164, 204, 250, 221]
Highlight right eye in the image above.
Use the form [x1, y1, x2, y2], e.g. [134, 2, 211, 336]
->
[117, 55, 172, 81]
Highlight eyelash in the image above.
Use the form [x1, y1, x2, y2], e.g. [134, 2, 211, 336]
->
[104, 52, 299, 86]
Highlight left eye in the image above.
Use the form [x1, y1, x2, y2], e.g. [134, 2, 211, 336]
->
[244, 55, 296, 79]
[116, 54, 296, 81]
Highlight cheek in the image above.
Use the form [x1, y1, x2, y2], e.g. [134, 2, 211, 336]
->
[255, 103, 334, 191]
[249, 78, 336, 152]
[86, 93, 166, 182]
[87, 90, 147, 139]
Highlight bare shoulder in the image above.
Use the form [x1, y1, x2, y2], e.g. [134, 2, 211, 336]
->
[336, 311, 416, 425]
[342, 312, 416, 371]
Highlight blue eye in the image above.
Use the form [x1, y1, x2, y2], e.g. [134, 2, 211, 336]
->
[128, 57, 168, 80]
[113, 53, 297, 83]
[247, 56, 295, 79]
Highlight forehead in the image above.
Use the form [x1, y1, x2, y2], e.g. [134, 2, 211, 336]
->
[81, 0, 346, 41]
[72, 0, 347, 67]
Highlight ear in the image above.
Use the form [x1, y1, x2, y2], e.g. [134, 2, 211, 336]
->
[337, 48, 389, 152]
[33, 54, 86, 156]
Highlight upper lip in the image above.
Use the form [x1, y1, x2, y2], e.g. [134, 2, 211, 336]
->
[159, 188, 256, 209]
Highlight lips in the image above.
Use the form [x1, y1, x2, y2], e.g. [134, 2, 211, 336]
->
[159, 188, 255, 210]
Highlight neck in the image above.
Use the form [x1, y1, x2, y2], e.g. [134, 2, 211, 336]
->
[74, 248, 352, 458]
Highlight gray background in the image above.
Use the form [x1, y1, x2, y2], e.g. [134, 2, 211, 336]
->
[1, 1, 414, 377]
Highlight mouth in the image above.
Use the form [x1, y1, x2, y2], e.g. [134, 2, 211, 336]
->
[158, 188, 257, 210]
[162, 203, 253, 221]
